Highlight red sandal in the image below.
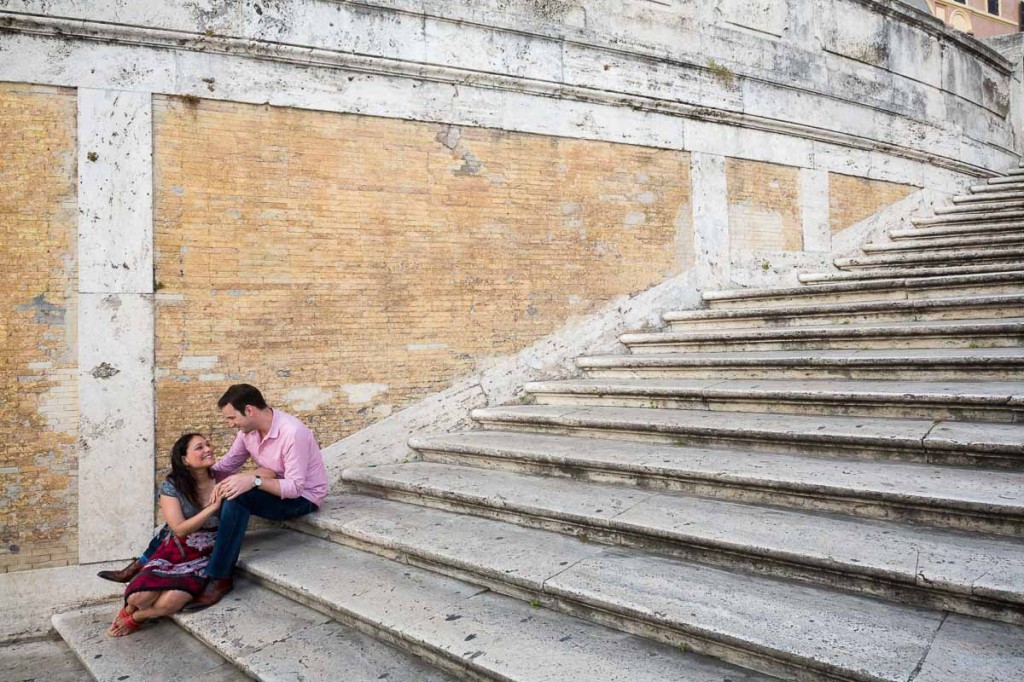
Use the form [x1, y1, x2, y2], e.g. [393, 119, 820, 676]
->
[107, 606, 142, 637]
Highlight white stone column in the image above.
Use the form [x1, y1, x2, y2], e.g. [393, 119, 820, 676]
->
[800, 168, 831, 253]
[77, 88, 155, 563]
[690, 152, 731, 291]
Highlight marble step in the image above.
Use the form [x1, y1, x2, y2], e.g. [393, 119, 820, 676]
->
[971, 179, 1024, 192]
[470, 403, 1024, 467]
[702, 271, 1024, 310]
[522, 377, 1024, 422]
[888, 222, 1024, 240]
[934, 199, 1024, 214]
[952, 190, 1024, 203]
[664, 293, 1024, 331]
[304, 492, 1024, 682]
[833, 246, 1024, 270]
[238, 529, 769, 682]
[52, 603, 248, 682]
[912, 208, 1024, 227]
[172, 578, 456, 681]
[620, 317, 1024, 354]
[339, 467, 1024, 621]
[575, 347, 1024, 382]
[981, 174, 1024, 186]
[860, 232, 1024, 253]
[795, 262, 1024, 284]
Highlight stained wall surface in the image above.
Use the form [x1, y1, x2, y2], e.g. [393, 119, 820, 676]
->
[829, 174, 920, 233]
[152, 97, 691, 463]
[0, 83, 78, 574]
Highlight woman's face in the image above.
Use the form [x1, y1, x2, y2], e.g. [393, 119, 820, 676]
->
[183, 435, 214, 470]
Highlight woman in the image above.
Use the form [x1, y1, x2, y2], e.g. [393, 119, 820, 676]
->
[108, 432, 222, 636]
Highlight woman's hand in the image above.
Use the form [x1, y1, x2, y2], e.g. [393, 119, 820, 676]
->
[206, 486, 224, 512]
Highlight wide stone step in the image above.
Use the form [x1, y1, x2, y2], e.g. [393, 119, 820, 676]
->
[971, 180, 1024, 192]
[888, 222, 1024, 240]
[797, 263, 1024, 284]
[303, 492, 1024, 682]
[860, 232, 1024, 253]
[702, 271, 1024, 309]
[522, 377, 1024, 422]
[576, 347, 1024, 382]
[238, 529, 768, 682]
[172, 578, 456, 681]
[664, 293, 1024, 331]
[981, 174, 1024, 186]
[912, 208, 1024, 227]
[934, 198, 1024, 214]
[834, 246, 1024, 270]
[338, 467, 1024, 636]
[52, 603, 248, 682]
[620, 317, 1024, 354]
[952, 190, 1024, 203]
[470, 403, 1024, 467]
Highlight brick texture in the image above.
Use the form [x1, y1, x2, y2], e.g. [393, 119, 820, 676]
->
[829, 172, 918, 233]
[0, 83, 78, 574]
[152, 97, 691, 469]
[726, 159, 802, 254]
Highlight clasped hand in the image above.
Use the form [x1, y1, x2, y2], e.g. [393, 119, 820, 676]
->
[215, 473, 254, 501]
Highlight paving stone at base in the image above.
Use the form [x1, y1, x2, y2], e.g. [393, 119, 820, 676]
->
[0, 635, 88, 682]
[175, 579, 455, 682]
[52, 603, 246, 681]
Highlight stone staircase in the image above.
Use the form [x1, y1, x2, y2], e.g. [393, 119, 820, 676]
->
[53, 167, 1024, 681]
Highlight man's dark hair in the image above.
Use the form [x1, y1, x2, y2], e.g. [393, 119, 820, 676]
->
[218, 384, 268, 413]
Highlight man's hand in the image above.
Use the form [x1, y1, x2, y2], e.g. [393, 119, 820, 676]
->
[216, 473, 256, 500]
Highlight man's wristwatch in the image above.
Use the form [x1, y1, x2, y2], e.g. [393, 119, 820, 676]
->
[253, 475, 263, 489]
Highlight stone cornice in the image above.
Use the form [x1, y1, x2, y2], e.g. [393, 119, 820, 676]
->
[856, 0, 1013, 73]
[0, 10, 1006, 177]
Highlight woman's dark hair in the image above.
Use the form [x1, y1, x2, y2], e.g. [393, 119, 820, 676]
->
[217, 383, 268, 414]
[167, 432, 208, 508]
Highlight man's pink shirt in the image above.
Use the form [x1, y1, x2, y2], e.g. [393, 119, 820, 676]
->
[212, 409, 329, 506]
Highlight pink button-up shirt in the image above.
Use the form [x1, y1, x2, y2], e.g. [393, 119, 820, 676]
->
[212, 409, 329, 506]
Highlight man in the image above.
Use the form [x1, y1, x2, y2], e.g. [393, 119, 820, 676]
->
[98, 384, 329, 610]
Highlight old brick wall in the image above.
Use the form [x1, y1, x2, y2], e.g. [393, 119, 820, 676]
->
[152, 97, 692, 467]
[829, 173, 919, 233]
[726, 159, 803, 255]
[0, 83, 78, 574]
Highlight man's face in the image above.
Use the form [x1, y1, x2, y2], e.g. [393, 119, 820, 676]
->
[221, 404, 256, 433]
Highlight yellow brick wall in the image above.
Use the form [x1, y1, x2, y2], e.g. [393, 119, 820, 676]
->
[153, 97, 691, 466]
[829, 172, 918, 233]
[0, 83, 78, 574]
[726, 159, 802, 254]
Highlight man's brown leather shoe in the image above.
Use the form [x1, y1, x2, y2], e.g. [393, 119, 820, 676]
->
[96, 559, 144, 583]
[185, 577, 233, 611]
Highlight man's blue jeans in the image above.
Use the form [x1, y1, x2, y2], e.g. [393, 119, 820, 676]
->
[203, 490, 318, 579]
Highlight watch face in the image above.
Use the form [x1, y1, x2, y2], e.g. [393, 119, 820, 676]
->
[254, 476, 262, 487]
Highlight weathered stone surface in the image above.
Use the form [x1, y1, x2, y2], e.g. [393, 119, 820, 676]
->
[340, 464, 1024, 611]
[0, 561, 124, 640]
[0, 636, 87, 682]
[238, 529, 770, 681]
[52, 603, 247, 681]
[307, 496, 607, 592]
[411, 430, 1024, 516]
[175, 579, 455, 681]
[545, 551, 940, 681]
[913, 615, 1024, 682]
